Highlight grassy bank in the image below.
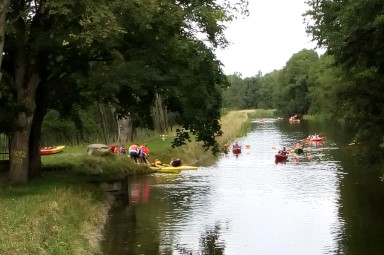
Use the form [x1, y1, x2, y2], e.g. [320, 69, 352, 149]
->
[0, 109, 262, 254]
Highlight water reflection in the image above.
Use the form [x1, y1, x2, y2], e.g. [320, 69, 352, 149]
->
[130, 180, 150, 205]
[101, 119, 384, 254]
[173, 222, 227, 255]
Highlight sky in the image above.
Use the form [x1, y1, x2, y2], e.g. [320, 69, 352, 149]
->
[215, 0, 323, 78]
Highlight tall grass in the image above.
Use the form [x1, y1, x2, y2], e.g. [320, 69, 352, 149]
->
[0, 177, 108, 255]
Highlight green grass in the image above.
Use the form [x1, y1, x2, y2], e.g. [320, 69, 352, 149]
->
[0, 174, 107, 255]
[1, 152, 154, 255]
[1, 109, 259, 254]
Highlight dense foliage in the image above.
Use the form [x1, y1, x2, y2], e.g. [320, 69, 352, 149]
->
[305, 0, 384, 163]
[0, 0, 249, 184]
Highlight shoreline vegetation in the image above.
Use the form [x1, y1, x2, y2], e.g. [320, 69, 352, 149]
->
[0, 109, 274, 255]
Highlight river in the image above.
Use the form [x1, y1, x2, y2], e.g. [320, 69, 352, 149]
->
[101, 118, 384, 255]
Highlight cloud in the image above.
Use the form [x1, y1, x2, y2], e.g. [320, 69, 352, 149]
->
[216, 0, 320, 78]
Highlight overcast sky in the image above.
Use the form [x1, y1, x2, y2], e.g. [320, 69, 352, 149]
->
[215, 0, 322, 78]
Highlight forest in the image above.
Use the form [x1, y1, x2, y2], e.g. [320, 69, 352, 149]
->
[1, 0, 384, 184]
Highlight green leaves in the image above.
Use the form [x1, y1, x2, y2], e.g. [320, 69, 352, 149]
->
[305, 0, 384, 163]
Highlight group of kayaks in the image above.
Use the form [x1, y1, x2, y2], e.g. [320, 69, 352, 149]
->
[275, 134, 325, 162]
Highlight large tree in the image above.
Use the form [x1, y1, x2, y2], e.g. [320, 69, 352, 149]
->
[273, 49, 319, 117]
[3, 0, 125, 184]
[305, 0, 384, 163]
[2, 0, 248, 184]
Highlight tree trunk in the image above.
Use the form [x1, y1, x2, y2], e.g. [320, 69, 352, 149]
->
[0, 0, 10, 82]
[118, 116, 133, 144]
[28, 109, 44, 179]
[9, 48, 40, 184]
[9, 118, 31, 184]
[152, 93, 168, 133]
[9, 74, 39, 184]
[98, 103, 109, 145]
[28, 83, 48, 179]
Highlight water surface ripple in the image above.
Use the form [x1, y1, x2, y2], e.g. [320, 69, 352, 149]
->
[102, 119, 344, 255]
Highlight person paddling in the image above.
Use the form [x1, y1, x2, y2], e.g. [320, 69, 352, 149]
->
[278, 146, 287, 155]
[170, 157, 182, 167]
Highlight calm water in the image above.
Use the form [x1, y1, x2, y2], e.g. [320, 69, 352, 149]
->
[101, 119, 384, 255]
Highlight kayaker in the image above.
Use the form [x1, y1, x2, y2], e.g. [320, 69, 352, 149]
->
[151, 159, 163, 167]
[110, 144, 116, 153]
[139, 144, 150, 164]
[233, 142, 240, 149]
[129, 144, 140, 163]
[278, 147, 287, 155]
[224, 143, 230, 154]
[170, 158, 182, 167]
[120, 145, 126, 155]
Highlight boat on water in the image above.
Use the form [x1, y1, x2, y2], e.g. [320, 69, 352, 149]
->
[150, 165, 198, 174]
[306, 137, 323, 142]
[40, 145, 65, 155]
[232, 147, 241, 154]
[275, 153, 288, 161]
[289, 118, 300, 123]
[289, 114, 300, 123]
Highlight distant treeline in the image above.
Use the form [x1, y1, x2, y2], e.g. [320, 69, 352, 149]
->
[222, 49, 384, 165]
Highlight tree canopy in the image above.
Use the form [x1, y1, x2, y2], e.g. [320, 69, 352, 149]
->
[0, 0, 249, 184]
[305, 0, 384, 163]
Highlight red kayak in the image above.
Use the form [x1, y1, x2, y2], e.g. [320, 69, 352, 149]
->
[275, 153, 288, 161]
[306, 137, 323, 142]
[232, 147, 241, 154]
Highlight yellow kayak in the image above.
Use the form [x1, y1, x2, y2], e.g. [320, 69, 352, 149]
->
[40, 145, 65, 155]
[150, 165, 198, 174]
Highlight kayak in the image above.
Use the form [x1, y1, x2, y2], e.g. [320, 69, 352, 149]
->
[306, 137, 323, 142]
[232, 147, 241, 154]
[40, 145, 65, 155]
[275, 153, 288, 160]
[289, 118, 300, 123]
[150, 165, 198, 174]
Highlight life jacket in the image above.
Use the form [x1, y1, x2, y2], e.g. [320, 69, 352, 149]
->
[142, 146, 150, 155]
[129, 144, 138, 152]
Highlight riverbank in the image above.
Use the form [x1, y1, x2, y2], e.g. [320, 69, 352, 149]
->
[0, 109, 270, 254]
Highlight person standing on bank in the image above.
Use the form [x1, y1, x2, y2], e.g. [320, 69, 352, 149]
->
[139, 144, 150, 164]
[129, 144, 140, 163]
